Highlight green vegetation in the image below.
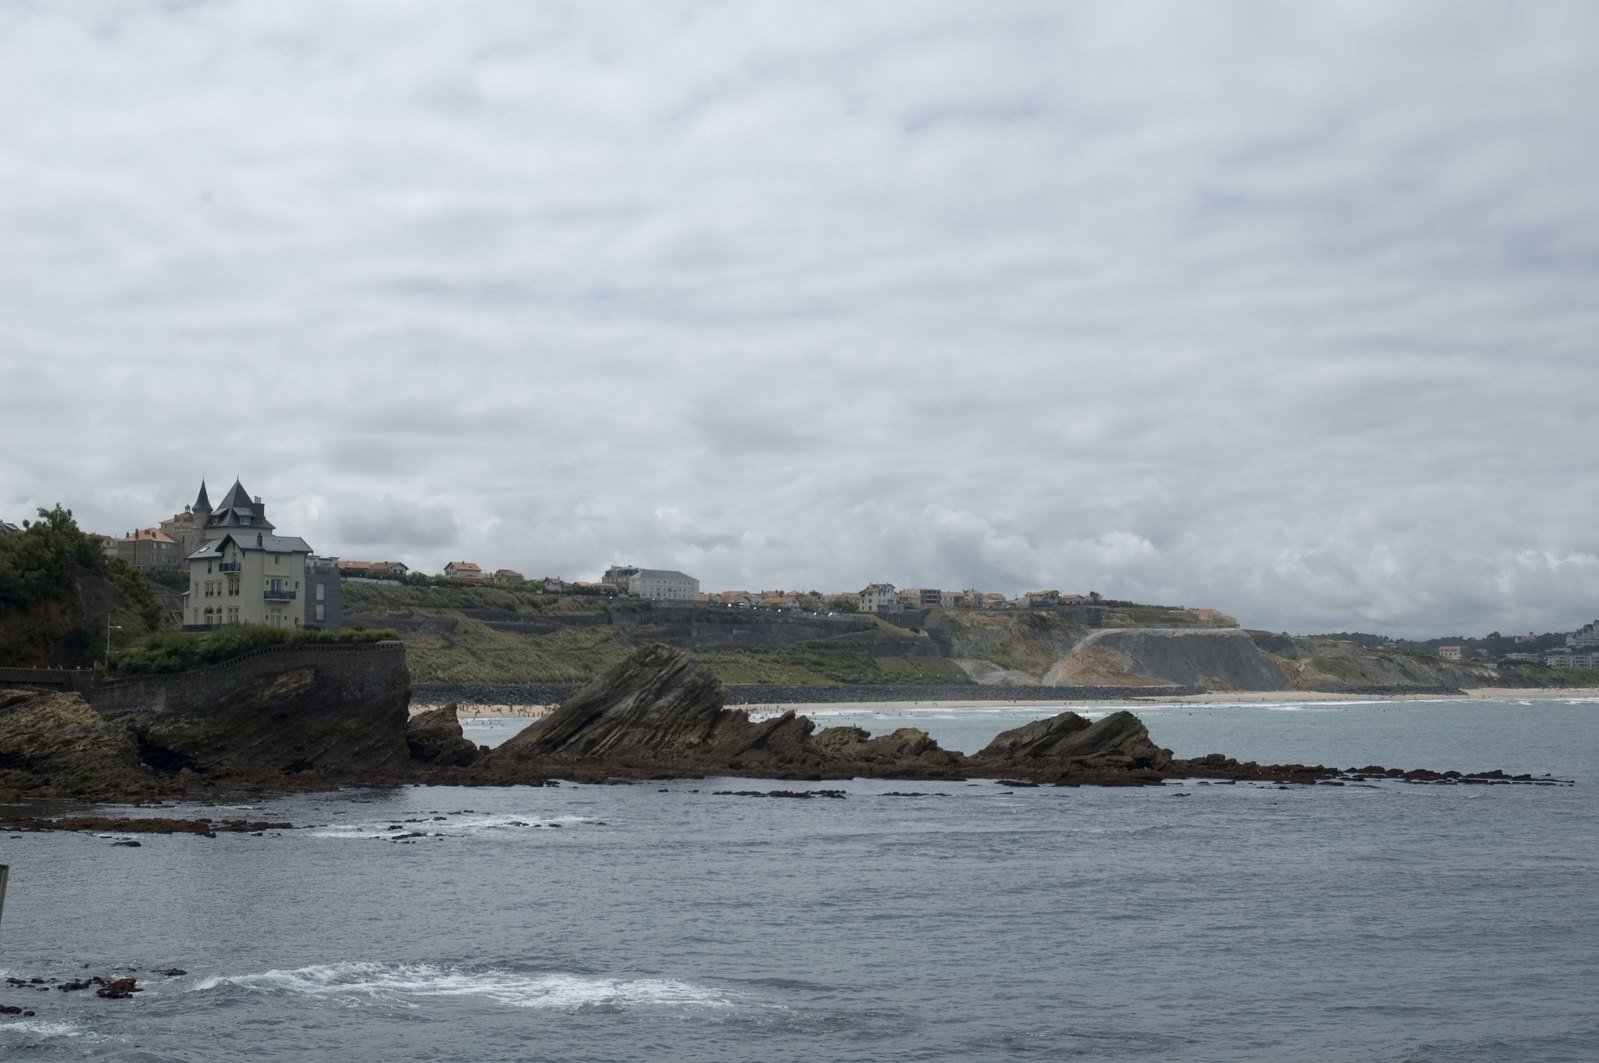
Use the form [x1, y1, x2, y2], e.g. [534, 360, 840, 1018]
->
[107, 624, 398, 675]
[0, 505, 169, 665]
[404, 620, 632, 684]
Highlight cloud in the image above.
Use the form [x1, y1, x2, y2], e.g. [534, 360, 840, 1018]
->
[2, 2, 1597, 639]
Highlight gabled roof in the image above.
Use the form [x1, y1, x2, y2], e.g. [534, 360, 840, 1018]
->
[205, 478, 275, 532]
[187, 531, 312, 560]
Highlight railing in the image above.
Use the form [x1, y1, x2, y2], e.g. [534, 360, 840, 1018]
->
[218, 562, 241, 572]
[263, 587, 297, 601]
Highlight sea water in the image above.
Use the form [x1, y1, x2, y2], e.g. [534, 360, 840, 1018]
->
[2, 697, 1596, 1062]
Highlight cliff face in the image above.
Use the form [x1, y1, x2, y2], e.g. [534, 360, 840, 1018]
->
[0, 646, 415, 799]
[1048, 628, 1288, 690]
[1253, 633, 1497, 690]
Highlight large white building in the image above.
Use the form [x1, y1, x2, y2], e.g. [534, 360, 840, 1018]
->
[607, 565, 700, 601]
[181, 479, 313, 631]
[859, 583, 900, 613]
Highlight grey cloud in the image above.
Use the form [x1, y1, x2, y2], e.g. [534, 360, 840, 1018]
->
[2, 3, 1597, 638]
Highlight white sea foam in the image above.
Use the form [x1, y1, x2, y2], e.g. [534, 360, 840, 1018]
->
[191, 962, 735, 1011]
[0, 1018, 87, 1039]
[309, 813, 599, 839]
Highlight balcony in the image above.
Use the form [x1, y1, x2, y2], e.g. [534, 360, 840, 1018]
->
[218, 562, 241, 572]
[263, 586, 298, 601]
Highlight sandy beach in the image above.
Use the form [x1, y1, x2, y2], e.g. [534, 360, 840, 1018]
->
[412, 687, 1599, 719]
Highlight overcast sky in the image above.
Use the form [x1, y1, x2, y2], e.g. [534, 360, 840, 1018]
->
[3, 2, 1596, 639]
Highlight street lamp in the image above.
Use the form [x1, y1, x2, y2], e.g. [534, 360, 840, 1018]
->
[105, 617, 123, 665]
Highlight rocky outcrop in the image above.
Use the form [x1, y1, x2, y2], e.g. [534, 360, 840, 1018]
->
[1, 642, 1550, 802]
[119, 661, 413, 780]
[968, 710, 1174, 776]
[1, 648, 416, 799]
[477, 643, 963, 780]
[406, 703, 482, 767]
[0, 687, 148, 799]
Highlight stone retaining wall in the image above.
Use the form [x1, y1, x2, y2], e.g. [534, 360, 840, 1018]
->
[87, 641, 408, 719]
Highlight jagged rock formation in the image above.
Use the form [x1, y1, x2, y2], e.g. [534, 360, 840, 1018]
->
[477, 643, 962, 780]
[406, 703, 483, 767]
[0, 687, 147, 798]
[968, 710, 1174, 774]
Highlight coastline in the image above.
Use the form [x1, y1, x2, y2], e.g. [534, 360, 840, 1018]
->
[414, 686, 1599, 719]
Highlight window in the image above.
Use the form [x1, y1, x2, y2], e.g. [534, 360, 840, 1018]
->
[315, 603, 325, 622]
[316, 584, 325, 601]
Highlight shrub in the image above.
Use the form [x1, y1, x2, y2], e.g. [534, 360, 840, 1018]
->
[107, 624, 398, 675]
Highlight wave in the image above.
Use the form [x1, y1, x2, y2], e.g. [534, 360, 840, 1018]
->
[308, 813, 599, 839]
[189, 962, 735, 1012]
[0, 1018, 89, 1040]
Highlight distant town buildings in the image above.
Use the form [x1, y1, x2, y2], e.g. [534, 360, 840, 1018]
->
[339, 560, 410, 579]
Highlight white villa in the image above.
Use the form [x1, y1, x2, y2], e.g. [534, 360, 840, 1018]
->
[181, 479, 313, 630]
[859, 583, 901, 613]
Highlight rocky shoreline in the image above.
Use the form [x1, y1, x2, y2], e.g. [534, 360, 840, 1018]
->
[0, 645, 1569, 813]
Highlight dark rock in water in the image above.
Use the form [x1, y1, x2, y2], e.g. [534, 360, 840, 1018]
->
[95, 978, 139, 999]
[812, 725, 963, 776]
[479, 644, 965, 781]
[0, 1004, 36, 1016]
[967, 710, 1175, 776]
[406, 703, 481, 768]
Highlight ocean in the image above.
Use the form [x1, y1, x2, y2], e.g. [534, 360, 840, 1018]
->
[2, 696, 1596, 1062]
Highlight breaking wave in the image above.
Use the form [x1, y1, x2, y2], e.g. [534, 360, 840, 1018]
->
[190, 962, 736, 1011]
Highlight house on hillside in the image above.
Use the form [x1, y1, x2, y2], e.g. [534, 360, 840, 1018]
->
[0, 519, 20, 538]
[444, 561, 486, 581]
[110, 527, 183, 571]
[493, 568, 524, 584]
[859, 583, 900, 614]
[178, 478, 337, 631]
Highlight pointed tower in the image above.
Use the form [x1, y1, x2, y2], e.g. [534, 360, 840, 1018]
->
[183, 480, 214, 556]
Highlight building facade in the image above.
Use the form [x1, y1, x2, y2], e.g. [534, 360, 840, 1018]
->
[180, 479, 315, 631]
[627, 568, 700, 601]
[860, 583, 900, 613]
[304, 555, 344, 630]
